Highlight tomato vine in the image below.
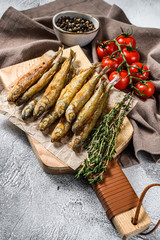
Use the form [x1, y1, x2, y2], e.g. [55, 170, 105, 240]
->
[97, 29, 155, 98]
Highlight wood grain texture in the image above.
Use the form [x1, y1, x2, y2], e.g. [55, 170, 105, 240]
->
[112, 207, 151, 240]
[0, 45, 133, 174]
[92, 158, 151, 239]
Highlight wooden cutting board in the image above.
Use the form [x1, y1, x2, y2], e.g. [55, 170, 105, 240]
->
[0, 45, 151, 239]
[0, 45, 133, 174]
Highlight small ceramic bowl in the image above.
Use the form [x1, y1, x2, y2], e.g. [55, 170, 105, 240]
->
[52, 11, 99, 47]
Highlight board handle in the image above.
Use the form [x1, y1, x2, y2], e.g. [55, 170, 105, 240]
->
[92, 159, 151, 239]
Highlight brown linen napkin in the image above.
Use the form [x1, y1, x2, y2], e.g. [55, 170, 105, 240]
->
[0, 0, 160, 167]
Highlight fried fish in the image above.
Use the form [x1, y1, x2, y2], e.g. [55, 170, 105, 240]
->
[65, 66, 110, 123]
[33, 49, 76, 118]
[22, 94, 42, 120]
[54, 62, 101, 118]
[51, 117, 71, 142]
[7, 51, 59, 103]
[72, 74, 121, 150]
[72, 78, 105, 133]
[39, 64, 76, 131]
[17, 46, 64, 106]
[72, 94, 104, 151]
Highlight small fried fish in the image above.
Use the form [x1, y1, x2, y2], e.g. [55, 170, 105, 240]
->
[22, 94, 42, 120]
[65, 66, 110, 123]
[72, 78, 105, 133]
[39, 110, 58, 131]
[72, 74, 121, 151]
[7, 51, 59, 103]
[17, 46, 64, 106]
[51, 117, 71, 142]
[72, 94, 105, 151]
[33, 49, 76, 118]
[54, 62, 101, 118]
[39, 64, 76, 131]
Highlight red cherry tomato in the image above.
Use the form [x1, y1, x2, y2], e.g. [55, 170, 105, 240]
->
[101, 57, 119, 74]
[116, 55, 123, 65]
[134, 81, 155, 99]
[96, 41, 118, 60]
[130, 62, 149, 83]
[122, 48, 140, 65]
[117, 35, 136, 49]
[109, 70, 130, 90]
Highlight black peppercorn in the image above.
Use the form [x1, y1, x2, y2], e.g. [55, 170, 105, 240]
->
[56, 16, 95, 33]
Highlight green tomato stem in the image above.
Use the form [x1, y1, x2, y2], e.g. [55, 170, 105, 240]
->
[112, 38, 143, 89]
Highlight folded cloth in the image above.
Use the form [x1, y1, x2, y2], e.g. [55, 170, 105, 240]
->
[0, 0, 160, 167]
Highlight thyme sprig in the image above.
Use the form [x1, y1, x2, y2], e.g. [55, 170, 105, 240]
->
[76, 93, 133, 184]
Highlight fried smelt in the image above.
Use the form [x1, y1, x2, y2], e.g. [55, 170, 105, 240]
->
[22, 94, 42, 120]
[54, 62, 101, 118]
[39, 64, 76, 131]
[72, 95, 104, 151]
[39, 110, 58, 131]
[51, 117, 71, 142]
[65, 66, 110, 123]
[72, 74, 121, 151]
[39, 63, 100, 131]
[17, 47, 64, 106]
[33, 49, 76, 118]
[65, 64, 76, 85]
[7, 52, 59, 103]
[72, 78, 105, 133]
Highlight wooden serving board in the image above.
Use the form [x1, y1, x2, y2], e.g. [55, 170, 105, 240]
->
[0, 45, 133, 174]
[0, 45, 151, 239]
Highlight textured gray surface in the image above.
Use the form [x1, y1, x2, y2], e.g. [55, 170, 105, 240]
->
[0, 1, 160, 240]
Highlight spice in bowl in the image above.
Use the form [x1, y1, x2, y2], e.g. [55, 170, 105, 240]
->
[52, 11, 99, 46]
[56, 16, 95, 33]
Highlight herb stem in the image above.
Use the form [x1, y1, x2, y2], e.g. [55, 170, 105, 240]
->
[76, 93, 133, 183]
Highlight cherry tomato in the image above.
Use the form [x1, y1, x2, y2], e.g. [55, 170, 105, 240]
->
[116, 55, 123, 65]
[122, 48, 140, 65]
[130, 62, 149, 83]
[101, 57, 119, 74]
[97, 41, 118, 60]
[117, 35, 136, 49]
[134, 81, 155, 99]
[109, 70, 130, 90]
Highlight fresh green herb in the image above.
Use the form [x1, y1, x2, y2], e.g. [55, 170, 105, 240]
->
[76, 92, 133, 183]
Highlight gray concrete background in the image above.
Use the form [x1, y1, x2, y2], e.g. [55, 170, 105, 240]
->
[0, 0, 160, 240]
